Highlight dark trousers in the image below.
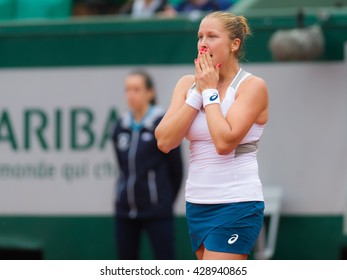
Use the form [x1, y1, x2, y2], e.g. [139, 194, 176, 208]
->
[116, 216, 175, 260]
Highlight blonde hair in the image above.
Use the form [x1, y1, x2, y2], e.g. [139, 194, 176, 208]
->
[204, 11, 251, 59]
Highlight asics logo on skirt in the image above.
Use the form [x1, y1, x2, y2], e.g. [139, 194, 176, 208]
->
[228, 234, 239, 244]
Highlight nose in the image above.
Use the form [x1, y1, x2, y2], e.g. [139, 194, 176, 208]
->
[198, 38, 207, 50]
[198, 44, 207, 52]
[201, 39, 207, 48]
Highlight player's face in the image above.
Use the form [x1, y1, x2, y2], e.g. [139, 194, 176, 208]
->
[124, 75, 153, 112]
[197, 17, 234, 66]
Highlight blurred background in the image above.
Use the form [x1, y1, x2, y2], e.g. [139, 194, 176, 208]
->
[1, 0, 347, 260]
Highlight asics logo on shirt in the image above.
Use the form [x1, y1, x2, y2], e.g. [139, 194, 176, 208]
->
[228, 234, 239, 245]
[209, 93, 219, 101]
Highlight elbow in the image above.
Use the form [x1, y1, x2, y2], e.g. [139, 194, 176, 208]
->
[155, 126, 180, 154]
[155, 128, 170, 154]
[156, 136, 179, 154]
[214, 141, 236, 156]
[157, 141, 171, 154]
[215, 147, 232, 156]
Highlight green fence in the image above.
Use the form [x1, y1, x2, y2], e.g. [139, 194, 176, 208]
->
[1, 9, 347, 68]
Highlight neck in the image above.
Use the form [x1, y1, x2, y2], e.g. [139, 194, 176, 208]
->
[144, 0, 154, 6]
[218, 63, 240, 88]
[133, 104, 150, 122]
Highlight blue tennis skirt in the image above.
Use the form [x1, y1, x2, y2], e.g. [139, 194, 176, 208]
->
[186, 201, 265, 255]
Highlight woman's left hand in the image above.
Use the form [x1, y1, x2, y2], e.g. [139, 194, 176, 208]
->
[194, 48, 221, 93]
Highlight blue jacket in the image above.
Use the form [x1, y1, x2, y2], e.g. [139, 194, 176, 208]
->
[112, 105, 183, 219]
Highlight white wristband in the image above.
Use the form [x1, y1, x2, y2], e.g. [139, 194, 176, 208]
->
[202, 89, 220, 108]
[185, 88, 202, 110]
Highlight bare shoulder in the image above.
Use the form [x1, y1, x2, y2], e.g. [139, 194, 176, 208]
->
[175, 74, 195, 89]
[172, 74, 196, 99]
[244, 75, 267, 90]
[237, 74, 268, 98]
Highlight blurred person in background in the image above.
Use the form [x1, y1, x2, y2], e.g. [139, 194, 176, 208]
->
[173, 0, 234, 15]
[118, 0, 176, 18]
[72, 0, 125, 16]
[112, 70, 183, 260]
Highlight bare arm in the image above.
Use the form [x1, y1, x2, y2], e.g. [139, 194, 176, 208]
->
[155, 75, 199, 153]
[204, 77, 268, 155]
[196, 51, 268, 155]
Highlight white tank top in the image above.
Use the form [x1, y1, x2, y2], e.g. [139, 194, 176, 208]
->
[185, 68, 265, 204]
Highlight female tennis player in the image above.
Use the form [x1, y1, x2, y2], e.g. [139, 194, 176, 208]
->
[155, 11, 269, 260]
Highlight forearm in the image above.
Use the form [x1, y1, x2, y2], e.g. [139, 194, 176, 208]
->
[204, 104, 239, 155]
